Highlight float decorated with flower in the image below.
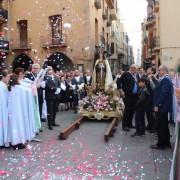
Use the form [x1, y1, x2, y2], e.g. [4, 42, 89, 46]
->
[79, 91, 124, 120]
[59, 49, 124, 142]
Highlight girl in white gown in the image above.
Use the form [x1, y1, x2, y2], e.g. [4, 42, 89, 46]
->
[7, 73, 39, 149]
[0, 71, 9, 147]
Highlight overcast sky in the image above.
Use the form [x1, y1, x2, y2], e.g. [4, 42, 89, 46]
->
[118, 0, 147, 62]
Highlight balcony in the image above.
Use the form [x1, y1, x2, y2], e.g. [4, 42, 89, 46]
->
[102, 9, 108, 20]
[40, 35, 68, 48]
[102, 13, 108, 20]
[146, 15, 156, 28]
[154, 0, 159, 12]
[153, 36, 160, 51]
[0, 8, 8, 22]
[107, 19, 112, 27]
[94, 0, 101, 9]
[100, 35, 105, 46]
[11, 38, 32, 50]
[105, 0, 114, 9]
[110, 31, 115, 41]
[0, 37, 9, 51]
[110, 9, 117, 21]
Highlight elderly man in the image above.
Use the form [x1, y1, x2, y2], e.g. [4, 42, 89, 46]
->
[151, 65, 173, 150]
[117, 64, 138, 131]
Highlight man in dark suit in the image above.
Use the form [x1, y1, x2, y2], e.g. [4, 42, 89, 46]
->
[151, 65, 173, 150]
[136, 67, 146, 81]
[117, 64, 138, 131]
[144, 67, 156, 132]
[45, 67, 60, 130]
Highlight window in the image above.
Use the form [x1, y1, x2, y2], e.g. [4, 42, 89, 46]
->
[49, 15, 62, 45]
[17, 20, 28, 47]
[111, 43, 114, 54]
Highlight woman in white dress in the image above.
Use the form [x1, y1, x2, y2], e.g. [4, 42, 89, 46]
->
[14, 68, 38, 140]
[0, 71, 9, 148]
[7, 74, 28, 149]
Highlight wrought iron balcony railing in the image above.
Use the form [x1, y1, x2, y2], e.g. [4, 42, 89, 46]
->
[110, 9, 117, 21]
[10, 38, 32, 50]
[40, 35, 68, 48]
[153, 36, 160, 51]
[154, 0, 159, 12]
[105, 0, 114, 9]
[94, 0, 101, 9]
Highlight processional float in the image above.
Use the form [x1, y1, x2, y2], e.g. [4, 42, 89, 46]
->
[59, 50, 124, 142]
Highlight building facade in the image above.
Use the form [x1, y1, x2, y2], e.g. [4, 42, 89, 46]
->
[142, 0, 180, 69]
[141, 0, 159, 69]
[0, 0, 124, 73]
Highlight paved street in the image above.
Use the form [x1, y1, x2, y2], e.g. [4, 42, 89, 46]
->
[0, 111, 173, 180]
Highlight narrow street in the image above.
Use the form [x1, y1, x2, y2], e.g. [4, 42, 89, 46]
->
[0, 111, 173, 179]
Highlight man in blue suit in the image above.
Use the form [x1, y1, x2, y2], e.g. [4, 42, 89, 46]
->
[151, 65, 173, 150]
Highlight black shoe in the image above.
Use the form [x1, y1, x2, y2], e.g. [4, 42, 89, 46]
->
[131, 133, 144, 137]
[150, 144, 165, 150]
[52, 124, 60, 127]
[148, 129, 156, 133]
[165, 143, 172, 149]
[36, 132, 39, 136]
[48, 127, 53, 130]
[41, 119, 46, 122]
[128, 125, 135, 129]
[13, 144, 26, 150]
[146, 126, 151, 131]
[123, 127, 130, 132]
[39, 128, 43, 132]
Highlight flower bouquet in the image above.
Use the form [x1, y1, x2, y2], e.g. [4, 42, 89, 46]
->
[79, 92, 124, 120]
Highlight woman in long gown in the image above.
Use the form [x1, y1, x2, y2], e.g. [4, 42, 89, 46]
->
[14, 68, 38, 140]
[7, 75, 27, 149]
[0, 71, 9, 147]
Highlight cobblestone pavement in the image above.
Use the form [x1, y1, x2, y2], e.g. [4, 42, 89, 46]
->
[0, 111, 173, 180]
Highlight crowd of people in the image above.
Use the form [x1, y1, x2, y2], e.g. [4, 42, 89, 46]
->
[0, 62, 179, 151]
[0, 64, 92, 149]
[117, 64, 179, 150]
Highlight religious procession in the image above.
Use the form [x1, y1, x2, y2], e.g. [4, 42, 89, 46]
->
[0, 50, 180, 178]
[1, 0, 180, 179]
[0, 46, 179, 145]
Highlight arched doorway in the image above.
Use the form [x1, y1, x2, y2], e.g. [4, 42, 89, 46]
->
[12, 54, 33, 72]
[45, 52, 74, 71]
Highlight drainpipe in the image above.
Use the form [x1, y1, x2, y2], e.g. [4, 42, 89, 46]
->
[7, 0, 10, 41]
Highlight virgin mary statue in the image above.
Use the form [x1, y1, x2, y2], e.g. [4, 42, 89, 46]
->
[92, 51, 113, 92]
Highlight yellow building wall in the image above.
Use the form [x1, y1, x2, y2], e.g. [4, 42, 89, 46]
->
[160, 0, 180, 69]
[7, 0, 94, 70]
